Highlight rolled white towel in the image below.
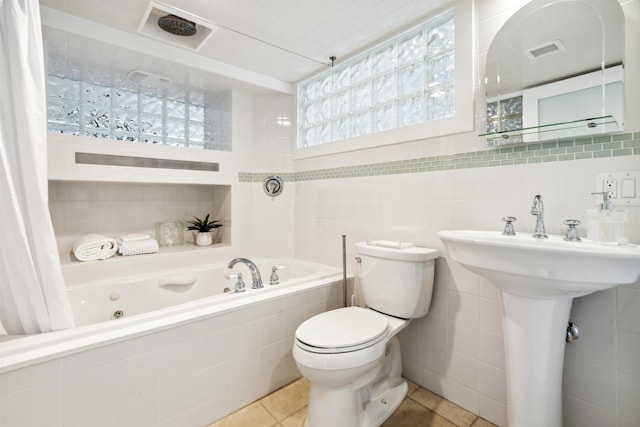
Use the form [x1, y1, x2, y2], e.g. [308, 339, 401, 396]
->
[117, 236, 159, 256]
[73, 234, 118, 261]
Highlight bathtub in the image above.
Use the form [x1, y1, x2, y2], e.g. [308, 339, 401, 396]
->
[0, 258, 348, 427]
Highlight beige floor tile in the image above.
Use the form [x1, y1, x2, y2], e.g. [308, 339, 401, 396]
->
[382, 398, 458, 427]
[405, 378, 420, 395]
[208, 402, 277, 427]
[410, 388, 477, 427]
[260, 378, 311, 421]
[280, 407, 307, 427]
[471, 417, 498, 427]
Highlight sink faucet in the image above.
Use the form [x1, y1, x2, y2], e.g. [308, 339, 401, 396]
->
[530, 195, 548, 239]
[228, 258, 263, 289]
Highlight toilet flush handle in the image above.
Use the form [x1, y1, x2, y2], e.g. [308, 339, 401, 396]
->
[355, 257, 361, 263]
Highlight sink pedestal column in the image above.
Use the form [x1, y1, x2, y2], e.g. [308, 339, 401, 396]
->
[499, 291, 572, 427]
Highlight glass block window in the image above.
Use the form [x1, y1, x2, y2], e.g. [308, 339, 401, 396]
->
[297, 10, 455, 148]
[486, 96, 523, 135]
[46, 75, 217, 150]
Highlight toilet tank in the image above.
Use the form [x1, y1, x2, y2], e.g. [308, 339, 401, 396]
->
[356, 242, 439, 319]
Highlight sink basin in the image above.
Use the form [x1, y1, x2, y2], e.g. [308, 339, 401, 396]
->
[438, 230, 640, 297]
[438, 230, 640, 427]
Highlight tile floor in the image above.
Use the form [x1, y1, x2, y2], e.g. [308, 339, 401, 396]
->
[209, 378, 497, 427]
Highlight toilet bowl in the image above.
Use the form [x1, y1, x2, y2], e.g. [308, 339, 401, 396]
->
[293, 241, 439, 427]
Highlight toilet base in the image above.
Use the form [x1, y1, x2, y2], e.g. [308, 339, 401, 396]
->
[363, 380, 407, 426]
[303, 336, 407, 427]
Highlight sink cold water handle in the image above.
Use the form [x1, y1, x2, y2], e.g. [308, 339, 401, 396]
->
[563, 220, 582, 241]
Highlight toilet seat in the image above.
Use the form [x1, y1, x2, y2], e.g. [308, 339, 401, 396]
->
[295, 307, 389, 354]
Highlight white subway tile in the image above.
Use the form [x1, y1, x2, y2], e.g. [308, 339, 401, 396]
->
[0, 359, 60, 394]
[618, 330, 640, 377]
[617, 286, 640, 334]
[62, 404, 114, 427]
[478, 393, 508, 427]
[478, 297, 502, 335]
[420, 339, 449, 374]
[114, 388, 158, 427]
[447, 320, 480, 359]
[479, 331, 505, 371]
[448, 291, 479, 326]
[563, 394, 616, 427]
[446, 351, 479, 391]
[563, 356, 616, 412]
[617, 373, 640, 423]
[479, 363, 507, 403]
[62, 365, 115, 421]
[113, 351, 158, 398]
[0, 381, 61, 427]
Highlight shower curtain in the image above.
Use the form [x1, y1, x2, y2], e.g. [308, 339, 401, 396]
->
[0, 0, 75, 334]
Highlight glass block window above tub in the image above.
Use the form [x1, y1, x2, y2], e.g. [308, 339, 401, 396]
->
[297, 10, 455, 148]
[46, 75, 230, 151]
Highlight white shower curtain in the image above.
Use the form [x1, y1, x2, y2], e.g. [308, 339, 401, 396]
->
[0, 0, 75, 334]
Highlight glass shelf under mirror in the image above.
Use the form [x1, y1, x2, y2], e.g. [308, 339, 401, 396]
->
[480, 115, 620, 146]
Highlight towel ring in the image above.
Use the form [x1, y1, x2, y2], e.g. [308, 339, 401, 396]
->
[263, 175, 284, 197]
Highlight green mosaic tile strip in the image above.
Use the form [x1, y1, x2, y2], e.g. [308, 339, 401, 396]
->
[239, 132, 640, 182]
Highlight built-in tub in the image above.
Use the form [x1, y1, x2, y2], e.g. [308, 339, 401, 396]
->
[66, 258, 337, 326]
[0, 258, 348, 427]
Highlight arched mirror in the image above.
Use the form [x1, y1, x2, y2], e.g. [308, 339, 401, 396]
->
[482, 0, 625, 146]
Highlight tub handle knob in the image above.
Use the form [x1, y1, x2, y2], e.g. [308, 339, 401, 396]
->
[270, 265, 285, 285]
[225, 272, 246, 293]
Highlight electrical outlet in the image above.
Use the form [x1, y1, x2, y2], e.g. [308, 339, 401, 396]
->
[604, 179, 617, 198]
[595, 172, 640, 206]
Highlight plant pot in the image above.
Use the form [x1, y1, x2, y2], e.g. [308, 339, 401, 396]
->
[194, 231, 213, 247]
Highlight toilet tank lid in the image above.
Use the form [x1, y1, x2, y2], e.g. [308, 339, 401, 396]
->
[356, 241, 439, 261]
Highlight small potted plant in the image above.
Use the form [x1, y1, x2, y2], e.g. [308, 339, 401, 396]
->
[186, 214, 222, 246]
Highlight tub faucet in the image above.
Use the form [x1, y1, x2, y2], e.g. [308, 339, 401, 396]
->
[530, 195, 548, 239]
[228, 258, 263, 289]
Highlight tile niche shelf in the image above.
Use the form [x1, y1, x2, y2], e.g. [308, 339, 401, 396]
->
[480, 115, 620, 146]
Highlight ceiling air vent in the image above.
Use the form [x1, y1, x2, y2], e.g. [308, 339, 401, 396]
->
[138, 1, 216, 50]
[525, 40, 566, 59]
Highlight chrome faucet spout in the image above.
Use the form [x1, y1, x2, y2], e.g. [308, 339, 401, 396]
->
[228, 258, 263, 289]
[530, 195, 548, 239]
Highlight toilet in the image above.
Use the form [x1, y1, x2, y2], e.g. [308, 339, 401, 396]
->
[293, 241, 439, 427]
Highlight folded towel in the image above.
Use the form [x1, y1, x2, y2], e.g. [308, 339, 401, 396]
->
[366, 240, 414, 249]
[117, 237, 159, 256]
[119, 233, 151, 242]
[73, 234, 118, 261]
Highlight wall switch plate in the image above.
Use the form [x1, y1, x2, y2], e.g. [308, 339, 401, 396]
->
[595, 172, 640, 206]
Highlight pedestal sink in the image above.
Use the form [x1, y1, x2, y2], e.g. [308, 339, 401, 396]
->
[437, 230, 640, 427]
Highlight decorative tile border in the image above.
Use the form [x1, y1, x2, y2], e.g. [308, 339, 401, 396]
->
[239, 132, 640, 183]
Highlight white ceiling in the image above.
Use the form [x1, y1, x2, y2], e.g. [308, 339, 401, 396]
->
[40, 0, 451, 94]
